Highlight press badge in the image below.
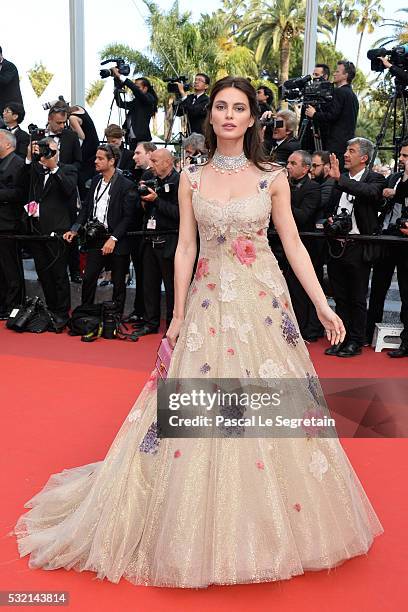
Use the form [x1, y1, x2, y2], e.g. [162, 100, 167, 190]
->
[147, 217, 156, 229]
[164, 183, 170, 193]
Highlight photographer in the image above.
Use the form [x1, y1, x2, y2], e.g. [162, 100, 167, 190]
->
[0, 130, 25, 318]
[0, 46, 23, 115]
[182, 132, 208, 166]
[283, 150, 323, 341]
[366, 140, 408, 357]
[2, 102, 29, 159]
[46, 103, 82, 171]
[64, 144, 137, 316]
[306, 60, 359, 169]
[23, 139, 78, 328]
[132, 148, 180, 337]
[378, 56, 408, 85]
[298, 64, 330, 152]
[113, 69, 158, 150]
[175, 74, 210, 135]
[325, 137, 386, 357]
[256, 86, 275, 115]
[310, 150, 335, 210]
[263, 110, 300, 165]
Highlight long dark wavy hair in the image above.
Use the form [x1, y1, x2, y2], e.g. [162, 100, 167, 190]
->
[203, 76, 271, 171]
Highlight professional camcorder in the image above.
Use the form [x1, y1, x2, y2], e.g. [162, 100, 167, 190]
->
[100, 58, 131, 79]
[283, 75, 334, 107]
[164, 75, 191, 95]
[367, 44, 408, 73]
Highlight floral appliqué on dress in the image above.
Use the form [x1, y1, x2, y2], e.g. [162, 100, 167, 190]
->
[309, 449, 329, 481]
[139, 422, 160, 454]
[186, 322, 204, 352]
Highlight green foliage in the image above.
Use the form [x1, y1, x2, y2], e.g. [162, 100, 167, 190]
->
[28, 62, 53, 97]
[86, 80, 104, 107]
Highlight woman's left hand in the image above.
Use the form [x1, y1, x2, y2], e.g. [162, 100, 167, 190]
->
[316, 303, 346, 345]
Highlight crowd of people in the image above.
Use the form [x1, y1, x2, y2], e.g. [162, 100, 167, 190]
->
[0, 44, 407, 357]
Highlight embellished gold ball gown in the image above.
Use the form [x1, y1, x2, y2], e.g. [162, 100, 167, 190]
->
[15, 164, 383, 588]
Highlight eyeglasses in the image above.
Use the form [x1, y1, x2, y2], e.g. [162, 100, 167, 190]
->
[311, 163, 324, 168]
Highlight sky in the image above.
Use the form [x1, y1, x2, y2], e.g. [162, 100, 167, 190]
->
[1, 0, 407, 96]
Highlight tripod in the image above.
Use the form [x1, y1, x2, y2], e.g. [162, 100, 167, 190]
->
[370, 79, 408, 171]
[298, 114, 323, 152]
[164, 97, 188, 156]
[104, 87, 127, 144]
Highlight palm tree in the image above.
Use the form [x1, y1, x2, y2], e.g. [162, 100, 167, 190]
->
[355, 0, 383, 69]
[374, 8, 408, 47]
[239, 0, 332, 84]
[322, 0, 359, 47]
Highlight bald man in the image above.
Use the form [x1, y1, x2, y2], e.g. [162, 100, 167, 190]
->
[132, 147, 180, 337]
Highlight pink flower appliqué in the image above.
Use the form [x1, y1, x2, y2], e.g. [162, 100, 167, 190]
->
[191, 180, 198, 190]
[174, 450, 182, 458]
[209, 327, 216, 336]
[257, 228, 264, 236]
[293, 503, 301, 512]
[227, 348, 235, 356]
[302, 407, 327, 437]
[195, 258, 209, 280]
[207, 283, 216, 290]
[256, 460, 265, 470]
[231, 236, 256, 266]
[146, 370, 159, 391]
[258, 290, 267, 298]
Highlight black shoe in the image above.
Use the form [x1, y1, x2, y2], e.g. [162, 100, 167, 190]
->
[131, 324, 159, 338]
[70, 274, 82, 284]
[388, 343, 408, 358]
[124, 312, 144, 324]
[337, 341, 362, 358]
[324, 342, 344, 356]
[131, 319, 147, 329]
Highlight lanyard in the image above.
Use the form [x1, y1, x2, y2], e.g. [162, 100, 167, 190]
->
[93, 178, 111, 221]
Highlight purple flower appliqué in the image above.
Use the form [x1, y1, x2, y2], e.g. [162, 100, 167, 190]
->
[200, 362, 211, 374]
[272, 297, 280, 309]
[259, 179, 268, 190]
[188, 164, 198, 173]
[245, 369, 251, 376]
[201, 298, 211, 309]
[306, 372, 320, 404]
[217, 235, 226, 244]
[139, 421, 160, 454]
[281, 312, 300, 347]
[264, 316, 273, 326]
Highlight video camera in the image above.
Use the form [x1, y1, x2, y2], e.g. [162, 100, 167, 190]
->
[163, 75, 191, 95]
[367, 44, 408, 73]
[100, 58, 131, 79]
[283, 75, 334, 107]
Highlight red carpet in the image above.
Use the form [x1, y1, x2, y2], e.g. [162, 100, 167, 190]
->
[0, 323, 406, 612]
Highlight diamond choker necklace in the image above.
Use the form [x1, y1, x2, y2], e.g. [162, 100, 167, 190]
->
[210, 150, 250, 174]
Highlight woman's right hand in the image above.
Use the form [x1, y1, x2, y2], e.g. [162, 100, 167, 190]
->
[165, 316, 184, 349]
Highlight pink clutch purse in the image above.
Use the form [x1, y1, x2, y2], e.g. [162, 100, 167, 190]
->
[155, 337, 173, 380]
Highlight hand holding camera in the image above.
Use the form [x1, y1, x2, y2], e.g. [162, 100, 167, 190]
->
[63, 230, 78, 243]
[305, 105, 316, 118]
[138, 179, 159, 202]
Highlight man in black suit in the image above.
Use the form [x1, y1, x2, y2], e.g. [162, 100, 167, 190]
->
[64, 145, 137, 315]
[132, 148, 180, 337]
[0, 46, 23, 115]
[306, 60, 359, 169]
[0, 130, 25, 317]
[113, 68, 158, 150]
[24, 139, 78, 326]
[175, 73, 210, 135]
[45, 103, 82, 283]
[366, 140, 408, 357]
[284, 150, 323, 340]
[264, 110, 300, 165]
[2, 102, 29, 159]
[325, 137, 386, 357]
[257, 85, 275, 115]
[46, 105, 82, 171]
